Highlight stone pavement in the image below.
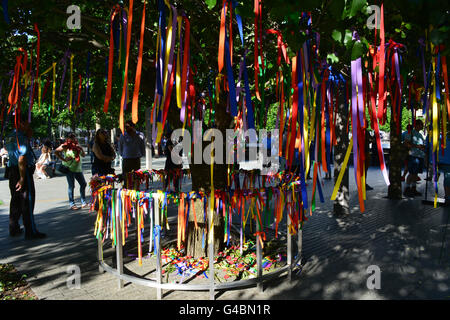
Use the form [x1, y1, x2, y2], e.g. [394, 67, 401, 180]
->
[0, 155, 449, 300]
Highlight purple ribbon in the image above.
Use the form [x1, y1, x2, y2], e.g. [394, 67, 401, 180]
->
[59, 50, 70, 97]
[351, 55, 360, 185]
[122, 9, 128, 111]
[85, 52, 91, 103]
[162, 5, 177, 111]
[180, 65, 189, 124]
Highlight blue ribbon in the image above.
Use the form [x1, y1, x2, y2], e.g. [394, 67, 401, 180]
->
[423, 62, 432, 114]
[232, 1, 255, 129]
[297, 51, 308, 210]
[153, 225, 162, 256]
[2, 0, 10, 24]
[436, 52, 441, 101]
[155, 0, 165, 97]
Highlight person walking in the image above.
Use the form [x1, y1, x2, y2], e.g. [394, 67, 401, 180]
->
[0, 143, 8, 167]
[365, 129, 375, 190]
[401, 124, 412, 181]
[436, 132, 450, 206]
[88, 136, 95, 164]
[5, 120, 46, 239]
[118, 120, 145, 187]
[403, 119, 426, 197]
[163, 138, 183, 192]
[91, 128, 115, 176]
[55, 133, 88, 210]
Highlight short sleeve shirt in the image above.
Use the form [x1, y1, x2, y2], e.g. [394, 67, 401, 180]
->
[404, 130, 426, 158]
[5, 130, 35, 166]
[62, 149, 82, 172]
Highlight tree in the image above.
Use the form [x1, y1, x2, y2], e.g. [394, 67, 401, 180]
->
[1, 0, 449, 258]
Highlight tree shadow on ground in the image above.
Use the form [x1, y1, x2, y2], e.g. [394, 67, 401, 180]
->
[0, 167, 449, 300]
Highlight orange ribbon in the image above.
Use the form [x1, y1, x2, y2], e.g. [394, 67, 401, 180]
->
[131, 1, 145, 124]
[218, 0, 227, 73]
[442, 55, 450, 121]
[119, 0, 134, 134]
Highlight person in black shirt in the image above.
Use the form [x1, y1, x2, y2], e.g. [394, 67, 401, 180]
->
[91, 129, 116, 176]
[163, 138, 182, 192]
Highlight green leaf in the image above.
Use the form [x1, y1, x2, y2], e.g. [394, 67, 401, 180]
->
[205, 0, 217, 10]
[349, 0, 367, 18]
[343, 29, 353, 48]
[351, 41, 365, 60]
[331, 29, 342, 42]
[327, 53, 339, 64]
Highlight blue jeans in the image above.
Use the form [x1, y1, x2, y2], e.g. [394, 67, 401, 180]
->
[439, 164, 450, 188]
[66, 171, 87, 207]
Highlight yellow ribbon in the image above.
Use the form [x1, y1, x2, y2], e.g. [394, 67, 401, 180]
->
[52, 62, 56, 113]
[176, 16, 182, 109]
[37, 65, 54, 109]
[331, 137, 353, 201]
[69, 54, 74, 111]
[161, 3, 173, 110]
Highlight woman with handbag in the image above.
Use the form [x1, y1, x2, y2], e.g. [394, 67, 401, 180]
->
[55, 133, 88, 210]
[91, 128, 116, 176]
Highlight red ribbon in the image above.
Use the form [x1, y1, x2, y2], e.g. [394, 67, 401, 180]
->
[76, 74, 82, 107]
[254, 0, 262, 101]
[377, 2, 386, 123]
[103, 5, 121, 114]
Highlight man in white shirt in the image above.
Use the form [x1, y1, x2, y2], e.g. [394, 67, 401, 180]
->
[118, 120, 145, 187]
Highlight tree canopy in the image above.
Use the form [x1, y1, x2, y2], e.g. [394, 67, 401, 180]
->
[0, 0, 448, 137]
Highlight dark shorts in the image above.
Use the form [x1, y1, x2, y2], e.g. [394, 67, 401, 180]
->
[407, 156, 424, 174]
[438, 164, 450, 187]
[122, 158, 141, 176]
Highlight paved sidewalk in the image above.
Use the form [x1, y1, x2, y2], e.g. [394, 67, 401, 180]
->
[0, 158, 449, 300]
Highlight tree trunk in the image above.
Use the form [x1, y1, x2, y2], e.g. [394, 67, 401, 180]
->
[185, 90, 233, 258]
[387, 108, 403, 199]
[333, 85, 350, 215]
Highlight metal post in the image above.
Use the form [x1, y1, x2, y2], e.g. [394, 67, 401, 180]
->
[256, 220, 263, 292]
[98, 237, 104, 273]
[209, 196, 215, 300]
[145, 107, 153, 170]
[208, 239, 215, 300]
[115, 190, 124, 289]
[154, 194, 162, 300]
[287, 211, 292, 281]
[297, 228, 303, 266]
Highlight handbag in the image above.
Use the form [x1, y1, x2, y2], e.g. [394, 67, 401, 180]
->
[57, 163, 71, 175]
[4, 165, 10, 179]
